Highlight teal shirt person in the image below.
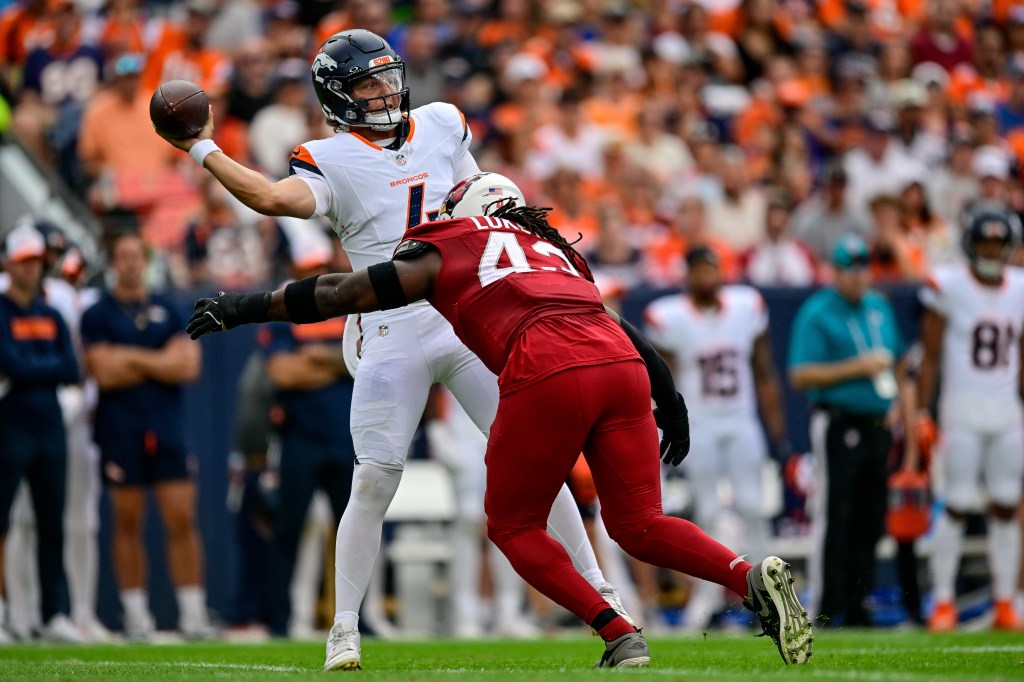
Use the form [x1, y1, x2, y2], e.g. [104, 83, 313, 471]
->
[788, 234, 905, 416]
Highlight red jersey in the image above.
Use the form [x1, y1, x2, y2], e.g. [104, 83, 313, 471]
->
[398, 216, 639, 394]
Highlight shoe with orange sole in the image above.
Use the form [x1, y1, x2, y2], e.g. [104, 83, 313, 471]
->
[993, 600, 1023, 631]
[927, 601, 958, 632]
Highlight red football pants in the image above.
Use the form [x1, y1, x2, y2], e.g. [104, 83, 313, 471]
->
[484, 359, 752, 625]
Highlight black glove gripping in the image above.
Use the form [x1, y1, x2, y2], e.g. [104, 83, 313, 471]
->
[187, 291, 271, 340]
[654, 392, 690, 466]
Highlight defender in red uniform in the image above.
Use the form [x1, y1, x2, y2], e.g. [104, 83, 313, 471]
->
[187, 173, 812, 668]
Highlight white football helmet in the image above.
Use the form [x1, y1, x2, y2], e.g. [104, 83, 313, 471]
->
[435, 172, 525, 220]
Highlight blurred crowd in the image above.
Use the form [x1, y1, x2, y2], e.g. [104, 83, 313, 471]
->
[1, 0, 1023, 295]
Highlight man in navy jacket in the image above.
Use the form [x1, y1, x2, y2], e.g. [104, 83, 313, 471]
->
[0, 224, 82, 643]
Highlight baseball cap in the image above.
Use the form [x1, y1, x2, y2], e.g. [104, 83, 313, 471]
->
[5, 224, 46, 262]
[685, 245, 719, 269]
[185, 0, 218, 17]
[112, 53, 145, 77]
[832, 234, 870, 269]
[503, 53, 547, 84]
[864, 110, 896, 134]
[891, 79, 926, 108]
[972, 145, 1010, 181]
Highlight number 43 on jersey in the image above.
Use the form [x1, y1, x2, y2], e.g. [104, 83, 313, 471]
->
[477, 230, 581, 287]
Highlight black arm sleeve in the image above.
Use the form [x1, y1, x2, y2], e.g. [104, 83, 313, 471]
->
[367, 261, 408, 310]
[619, 316, 683, 411]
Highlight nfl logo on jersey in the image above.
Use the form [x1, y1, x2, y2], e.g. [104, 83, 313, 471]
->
[378, 324, 389, 337]
[395, 154, 407, 166]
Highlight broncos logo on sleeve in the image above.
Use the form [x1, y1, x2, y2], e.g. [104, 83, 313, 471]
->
[289, 146, 324, 178]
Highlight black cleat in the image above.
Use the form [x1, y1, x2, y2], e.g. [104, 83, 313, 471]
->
[593, 631, 650, 668]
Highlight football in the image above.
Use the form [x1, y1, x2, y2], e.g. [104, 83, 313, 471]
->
[149, 80, 210, 140]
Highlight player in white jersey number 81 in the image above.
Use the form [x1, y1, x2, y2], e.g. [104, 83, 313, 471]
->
[155, 29, 635, 669]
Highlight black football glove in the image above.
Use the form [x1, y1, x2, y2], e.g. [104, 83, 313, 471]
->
[187, 291, 270, 340]
[653, 393, 690, 466]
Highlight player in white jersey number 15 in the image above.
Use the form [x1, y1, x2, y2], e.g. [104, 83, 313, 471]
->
[917, 203, 1024, 632]
[155, 29, 633, 669]
[643, 246, 790, 630]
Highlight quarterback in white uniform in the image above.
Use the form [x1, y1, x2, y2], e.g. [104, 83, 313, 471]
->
[918, 205, 1024, 631]
[644, 247, 788, 629]
[157, 29, 630, 669]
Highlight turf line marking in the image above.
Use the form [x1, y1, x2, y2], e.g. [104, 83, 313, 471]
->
[826, 645, 1024, 655]
[64, 661, 310, 673]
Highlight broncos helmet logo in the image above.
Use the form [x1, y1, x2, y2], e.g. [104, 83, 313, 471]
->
[311, 52, 339, 84]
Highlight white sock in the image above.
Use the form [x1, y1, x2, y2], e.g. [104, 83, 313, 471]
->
[334, 464, 403, 617]
[121, 588, 149, 622]
[546, 483, 605, 585]
[580, 568, 604, 586]
[987, 517, 1021, 601]
[65, 525, 98, 625]
[334, 610, 359, 631]
[930, 513, 965, 603]
[0, 596, 6, 627]
[6, 500, 41, 635]
[450, 519, 483, 625]
[175, 586, 207, 626]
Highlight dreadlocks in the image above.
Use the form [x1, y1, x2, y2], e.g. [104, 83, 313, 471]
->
[490, 204, 594, 280]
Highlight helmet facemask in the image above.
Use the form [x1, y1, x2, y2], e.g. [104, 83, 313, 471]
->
[969, 237, 1014, 279]
[324, 63, 409, 131]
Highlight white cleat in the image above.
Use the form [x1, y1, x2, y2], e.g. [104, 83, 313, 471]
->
[324, 620, 361, 671]
[123, 610, 155, 643]
[77, 618, 114, 643]
[39, 614, 88, 644]
[745, 556, 812, 665]
[596, 582, 637, 628]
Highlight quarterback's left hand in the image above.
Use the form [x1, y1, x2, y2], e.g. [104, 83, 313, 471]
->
[654, 395, 690, 466]
[187, 291, 270, 340]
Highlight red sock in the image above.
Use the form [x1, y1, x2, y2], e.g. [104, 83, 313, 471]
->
[617, 517, 752, 599]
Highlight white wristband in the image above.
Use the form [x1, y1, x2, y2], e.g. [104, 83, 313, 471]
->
[189, 139, 222, 167]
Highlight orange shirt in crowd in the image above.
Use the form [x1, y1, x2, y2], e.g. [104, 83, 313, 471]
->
[546, 206, 599, 253]
[0, 4, 52, 66]
[139, 22, 230, 96]
[96, 14, 147, 57]
[78, 89, 178, 177]
[314, 10, 352, 49]
[948, 64, 1008, 106]
[644, 232, 739, 285]
[478, 19, 529, 49]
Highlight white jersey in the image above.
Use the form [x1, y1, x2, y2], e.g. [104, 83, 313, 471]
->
[290, 102, 471, 275]
[920, 264, 1024, 412]
[644, 284, 768, 420]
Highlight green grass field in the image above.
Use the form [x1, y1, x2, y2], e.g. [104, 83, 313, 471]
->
[2, 630, 1023, 681]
